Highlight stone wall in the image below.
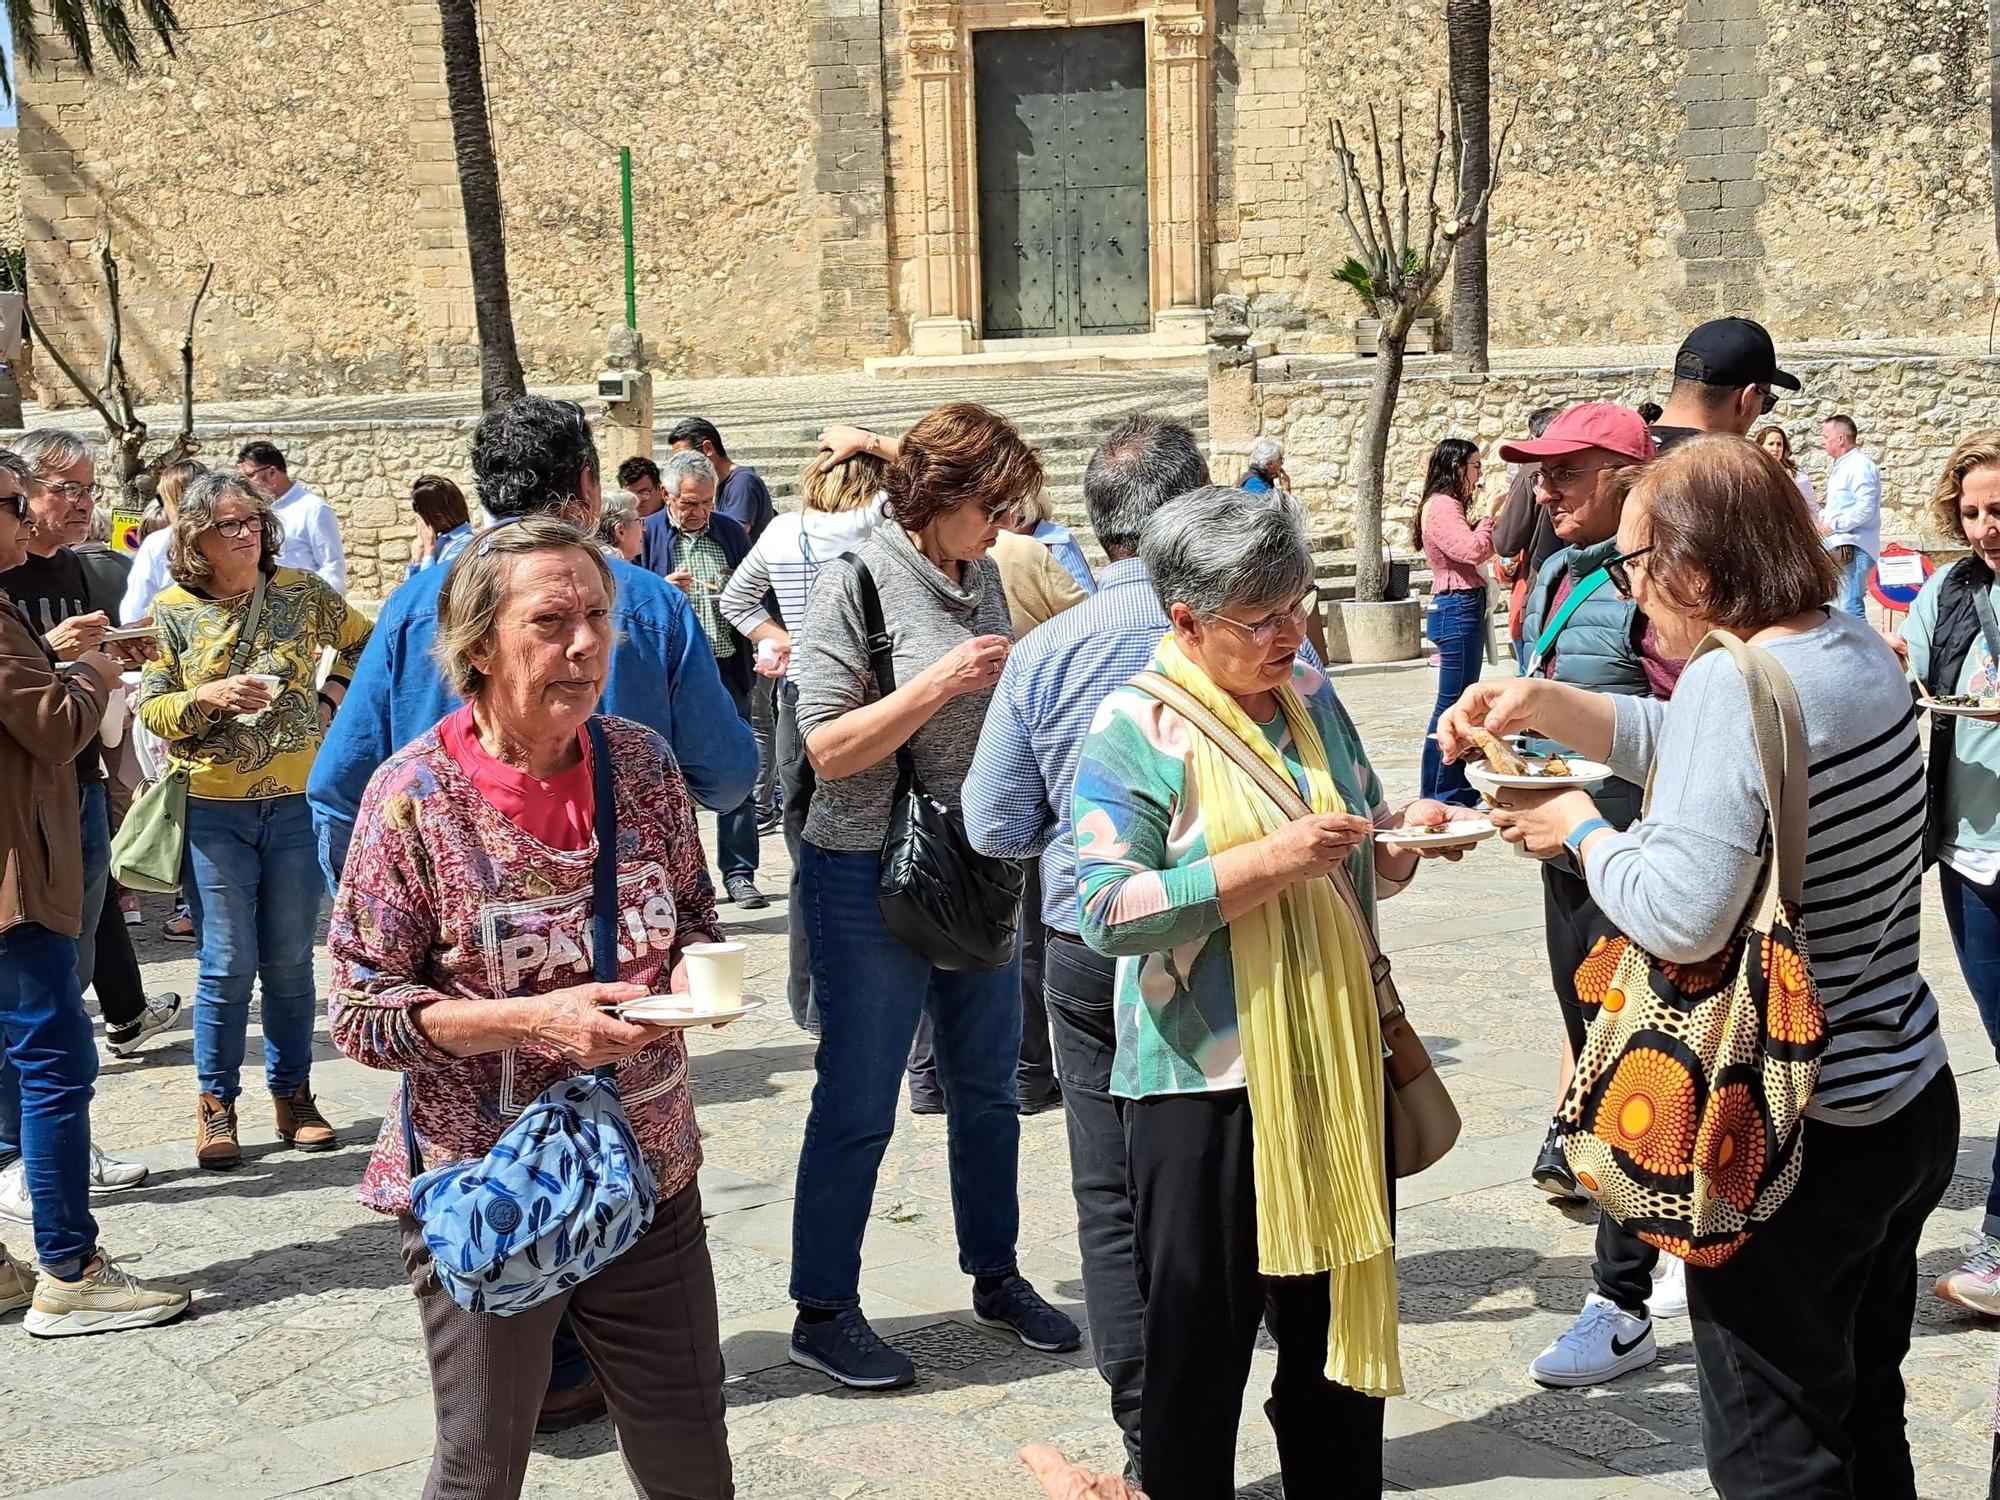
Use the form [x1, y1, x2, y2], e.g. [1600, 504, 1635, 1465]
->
[0, 129, 21, 256]
[1212, 351, 2000, 547]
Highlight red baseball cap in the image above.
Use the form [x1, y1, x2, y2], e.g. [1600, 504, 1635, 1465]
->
[1497, 403, 1659, 465]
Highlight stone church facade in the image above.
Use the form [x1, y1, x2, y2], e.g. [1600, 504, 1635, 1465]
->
[10, 0, 1989, 399]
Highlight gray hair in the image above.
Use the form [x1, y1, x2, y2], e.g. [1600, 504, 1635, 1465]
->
[1083, 413, 1211, 558]
[86, 505, 113, 544]
[169, 473, 285, 590]
[1140, 486, 1313, 620]
[433, 515, 617, 699]
[663, 448, 718, 494]
[595, 489, 639, 548]
[15, 428, 91, 480]
[0, 453, 31, 491]
[1247, 436, 1285, 474]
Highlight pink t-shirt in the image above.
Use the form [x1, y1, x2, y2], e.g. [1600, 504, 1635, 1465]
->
[438, 704, 595, 851]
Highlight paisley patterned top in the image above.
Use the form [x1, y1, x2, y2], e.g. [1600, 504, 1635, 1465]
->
[1072, 656, 1388, 1098]
[139, 566, 372, 800]
[326, 716, 716, 1216]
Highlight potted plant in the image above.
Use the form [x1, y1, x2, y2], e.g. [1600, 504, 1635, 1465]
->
[1336, 249, 1438, 358]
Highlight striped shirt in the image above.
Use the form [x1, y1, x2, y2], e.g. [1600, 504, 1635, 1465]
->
[961, 558, 1180, 933]
[1593, 610, 1945, 1125]
[717, 504, 887, 683]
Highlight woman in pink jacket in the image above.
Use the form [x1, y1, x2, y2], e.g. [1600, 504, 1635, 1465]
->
[1416, 437, 1495, 804]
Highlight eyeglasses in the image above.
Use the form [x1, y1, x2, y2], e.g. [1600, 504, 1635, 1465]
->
[1537, 461, 1624, 491]
[44, 480, 102, 504]
[1605, 546, 1654, 599]
[211, 516, 266, 540]
[1756, 387, 1779, 416]
[1210, 586, 1321, 645]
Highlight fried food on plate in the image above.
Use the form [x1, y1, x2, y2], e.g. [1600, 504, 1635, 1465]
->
[1464, 726, 1529, 776]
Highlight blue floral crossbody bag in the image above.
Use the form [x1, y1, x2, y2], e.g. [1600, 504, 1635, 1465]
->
[402, 716, 660, 1315]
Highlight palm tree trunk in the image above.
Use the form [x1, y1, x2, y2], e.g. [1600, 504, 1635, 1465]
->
[1447, 0, 1492, 375]
[437, 0, 526, 410]
[1352, 327, 1408, 602]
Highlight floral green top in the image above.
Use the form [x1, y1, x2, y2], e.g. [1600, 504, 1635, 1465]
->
[139, 566, 372, 800]
[1072, 656, 1390, 1098]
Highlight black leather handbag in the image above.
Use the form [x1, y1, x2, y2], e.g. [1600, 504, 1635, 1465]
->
[850, 557, 1024, 972]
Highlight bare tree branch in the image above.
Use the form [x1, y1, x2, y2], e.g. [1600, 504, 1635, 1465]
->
[1330, 119, 1385, 280]
[178, 262, 214, 449]
[1366, 102, 1396, 276]
[18, 299, 118, 431]
[1394, 97, 1411, 289]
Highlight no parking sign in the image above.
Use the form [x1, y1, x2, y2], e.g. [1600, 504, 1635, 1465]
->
[1868, 542, 1933, 614]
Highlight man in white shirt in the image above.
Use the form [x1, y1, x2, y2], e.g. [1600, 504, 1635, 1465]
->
[236, 441, 347, 594]
[1820, 413, 1882, 619]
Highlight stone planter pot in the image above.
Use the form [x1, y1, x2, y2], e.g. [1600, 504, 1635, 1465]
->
[1327, 598, 1424, 665]
[1352, 315, 1437, 356]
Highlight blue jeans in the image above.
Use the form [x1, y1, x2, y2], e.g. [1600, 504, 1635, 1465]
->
[0, 781, 110, 1170]
[1834, 545, 1873, 619]
[1421, 588, 1488, 807]
[183, 795, 323, 1105]
[1942, 867, 2000, 1236]
[790, 842, 1023, 1308]
[714, 678, 760, 884]
[0, 923, 98, 1275]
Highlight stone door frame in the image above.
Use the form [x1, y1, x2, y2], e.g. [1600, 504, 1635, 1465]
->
[901, 0, 1211, 356]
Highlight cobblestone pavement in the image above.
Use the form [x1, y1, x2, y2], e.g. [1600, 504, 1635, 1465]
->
[3, 660, 1997, 1499]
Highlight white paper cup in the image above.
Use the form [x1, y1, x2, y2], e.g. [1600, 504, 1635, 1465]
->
[756, 639, 781, 666]
[98, 679, 127, 747]
[681, 941, 747, 1008]
[245, 672, 282, 693]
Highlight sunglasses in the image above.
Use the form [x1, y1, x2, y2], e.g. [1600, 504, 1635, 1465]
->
[0, 491, 23, 520]
[1756, 387, 1778, 416]
[1605, 546, 1654, 599]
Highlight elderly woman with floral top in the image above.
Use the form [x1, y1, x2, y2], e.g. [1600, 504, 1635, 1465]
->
[327, 518, 732, 1500]
[1071, 487, 1475, 1500]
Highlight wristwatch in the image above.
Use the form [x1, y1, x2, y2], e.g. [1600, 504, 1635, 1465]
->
[1563, 817, 1613, 859]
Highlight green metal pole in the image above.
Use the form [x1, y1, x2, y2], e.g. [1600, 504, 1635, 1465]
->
[620, 146, 637, 331]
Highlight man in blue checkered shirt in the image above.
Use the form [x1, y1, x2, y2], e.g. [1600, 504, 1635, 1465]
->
[962, 413, 1211, 1489]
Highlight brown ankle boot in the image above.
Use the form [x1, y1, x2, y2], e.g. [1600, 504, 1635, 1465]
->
[274, 1083, 336, 1152]
[196, 1093, 241, 1170]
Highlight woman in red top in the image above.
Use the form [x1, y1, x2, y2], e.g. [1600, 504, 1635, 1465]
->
[1417, 438, 1494, 804]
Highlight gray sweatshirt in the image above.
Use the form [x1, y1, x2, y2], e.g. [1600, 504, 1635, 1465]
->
[1589, 610, 1944, 1126]
[793, 525, 1014, 852]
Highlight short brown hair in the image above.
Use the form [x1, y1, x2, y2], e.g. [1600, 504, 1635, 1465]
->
[1929, 430, 2000, 542]
[433, 516, 616, 699]
[1629, 434, 1838, 630]
[882, 402, 1043, 531]
[411, 473, 471, 532]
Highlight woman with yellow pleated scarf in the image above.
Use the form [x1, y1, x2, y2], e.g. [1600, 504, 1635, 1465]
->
[1072, 486, 1478, 1499]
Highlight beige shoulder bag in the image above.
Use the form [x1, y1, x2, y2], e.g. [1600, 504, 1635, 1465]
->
[1129, 671, 1461, 1176]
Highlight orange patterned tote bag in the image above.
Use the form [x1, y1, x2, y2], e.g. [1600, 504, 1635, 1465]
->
[1557, 633, 1825, 1268]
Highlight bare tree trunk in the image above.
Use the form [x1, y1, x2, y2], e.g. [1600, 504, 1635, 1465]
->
[437, 0, 526, 411]
[1352, 329, 1408, 602]
[1448, 0, 1492, 374]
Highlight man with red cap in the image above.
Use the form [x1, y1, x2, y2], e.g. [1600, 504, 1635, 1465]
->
[1450, 401, 1685, 1389]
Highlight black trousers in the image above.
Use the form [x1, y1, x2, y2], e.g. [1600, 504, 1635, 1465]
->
[1127, 1088, 1387, 1500]
[1543, 860, 1657, 1310]
[1690, 1067, 1958, 1499]
[90, 888, 147, 1029]
[775, 681, 816, 1032]
[1043, 931, 1143, 1480]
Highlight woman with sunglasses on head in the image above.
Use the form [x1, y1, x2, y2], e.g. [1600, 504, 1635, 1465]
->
[1449, 403, 1699, 1387]
[1414, 437, 1494, 805]
[1442, 435, 1950, 1498]
[786, 401, 1080, 1390]
[138, 474, 371, 1170]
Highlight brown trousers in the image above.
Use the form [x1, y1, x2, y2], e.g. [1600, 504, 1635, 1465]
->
[399, 1182, 733, 1500]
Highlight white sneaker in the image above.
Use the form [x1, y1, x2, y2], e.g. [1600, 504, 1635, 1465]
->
[1650, 1254, 1689, 1318]
[1529, 1293, 1657, 1388]
[106, 992, 182, 1059]
[0, 1245, 31, 1315]
[1934, 1235, 2000, 1316]
[88, 1145, 147, 1192]
[24, 1253, 189, 1337]
[0, 1161, 25, 1226]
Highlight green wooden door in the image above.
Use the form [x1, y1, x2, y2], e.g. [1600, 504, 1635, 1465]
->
[974, 23, 1150, 339]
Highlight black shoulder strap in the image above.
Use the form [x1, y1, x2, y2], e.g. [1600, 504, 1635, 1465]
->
[844, 552, 896, 693]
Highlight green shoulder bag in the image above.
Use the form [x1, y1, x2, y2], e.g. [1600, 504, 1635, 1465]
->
[111, 576, 267, 894]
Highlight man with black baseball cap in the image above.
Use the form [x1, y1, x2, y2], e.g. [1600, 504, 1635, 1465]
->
[1651, 316, 1800, 450]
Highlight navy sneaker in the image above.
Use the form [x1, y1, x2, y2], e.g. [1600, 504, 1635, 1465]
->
[972, 1275, 1081, 1353]
[789, 1308, 916, 1390]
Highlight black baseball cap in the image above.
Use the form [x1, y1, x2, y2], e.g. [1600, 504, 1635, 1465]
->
[1671, 317, 1799, 392]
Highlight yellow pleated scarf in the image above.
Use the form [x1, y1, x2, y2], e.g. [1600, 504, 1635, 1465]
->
[1156, 634, 1403, 1397]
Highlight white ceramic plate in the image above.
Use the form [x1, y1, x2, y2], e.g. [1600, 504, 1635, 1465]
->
[612, 994, 766, 1028]
[1918, 697, 2000, 721]
[1374, 820, 1497, 849]
[1466, 758, 1613, 794]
